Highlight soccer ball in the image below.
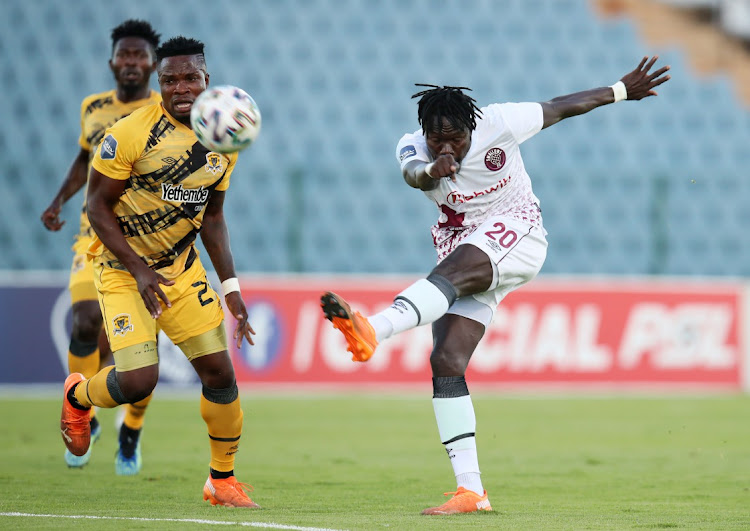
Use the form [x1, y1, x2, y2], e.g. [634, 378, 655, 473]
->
[190, 85, 261, 153]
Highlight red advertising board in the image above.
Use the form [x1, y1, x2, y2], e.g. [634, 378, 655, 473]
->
[227, 276, 745, 390]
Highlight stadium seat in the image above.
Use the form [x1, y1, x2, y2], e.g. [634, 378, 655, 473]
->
[1, 0, 749, 276]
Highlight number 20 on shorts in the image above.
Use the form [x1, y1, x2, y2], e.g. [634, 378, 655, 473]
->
[485, 222, 518, 247]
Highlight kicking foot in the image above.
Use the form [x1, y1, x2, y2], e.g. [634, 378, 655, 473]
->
[320, 291, 378, 362]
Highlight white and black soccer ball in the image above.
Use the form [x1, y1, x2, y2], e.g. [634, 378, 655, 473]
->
[190, 85, 261, 153]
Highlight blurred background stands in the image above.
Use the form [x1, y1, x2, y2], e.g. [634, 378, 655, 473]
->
[0, 0, 748, 276]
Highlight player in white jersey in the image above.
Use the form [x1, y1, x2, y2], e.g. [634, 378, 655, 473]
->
[321, 56, 670, 515]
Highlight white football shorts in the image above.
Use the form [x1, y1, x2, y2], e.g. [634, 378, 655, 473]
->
[445, 216, 548, 327]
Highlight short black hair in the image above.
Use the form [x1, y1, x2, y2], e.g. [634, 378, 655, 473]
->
[155, 36, 205, 62]
[412, 84, 482, 134]
[111, 19, 160, 54]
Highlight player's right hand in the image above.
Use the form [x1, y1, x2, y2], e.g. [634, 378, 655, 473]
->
[41, 202, 65, 231]
[426, 154, 460, 182]
[133, 266, 175, 319]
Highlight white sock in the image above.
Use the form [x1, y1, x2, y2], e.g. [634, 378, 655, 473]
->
[368, 314, 393, 343]
[450, 447, 484, 496]
[369, 279, 451, 341]
[433, 395, 484, 496]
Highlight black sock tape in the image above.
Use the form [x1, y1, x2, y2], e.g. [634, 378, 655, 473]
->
[426, 273, 458, 306]
[432, 376, 469, 398]
[202, 381, 239, 404]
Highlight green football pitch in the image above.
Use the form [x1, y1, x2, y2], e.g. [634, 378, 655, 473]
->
[1, 392, 748, 530]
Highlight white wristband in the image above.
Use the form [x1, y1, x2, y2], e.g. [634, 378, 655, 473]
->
[610, 81, 627, 102]
[221, 277, 241, 297]
[424, 162, 435, 177]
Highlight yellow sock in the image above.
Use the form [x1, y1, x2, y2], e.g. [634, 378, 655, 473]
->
[68, 348, 102, 422]
[74, 366, 121, 408]
[68, 348, 101, 379]
[123, 393, 153, 430]
[201, 394, 243, 473]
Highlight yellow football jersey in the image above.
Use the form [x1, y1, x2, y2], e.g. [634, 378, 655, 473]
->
[89, 102, 238, 280]
[77, 89, 161, 239]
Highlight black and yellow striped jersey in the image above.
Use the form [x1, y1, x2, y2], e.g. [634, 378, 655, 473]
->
[77, 89, 161, 238]
[89, 102, 238, 279]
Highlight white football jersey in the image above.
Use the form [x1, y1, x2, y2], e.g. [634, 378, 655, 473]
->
[396, 102, 545, 230]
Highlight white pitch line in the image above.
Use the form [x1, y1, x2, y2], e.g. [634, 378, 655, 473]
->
[0, 512, 345, 531]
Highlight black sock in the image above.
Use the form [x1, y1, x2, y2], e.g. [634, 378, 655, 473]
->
[90, 415, 100, 432]
[118, 425, 141, 458]
[210, 468, 233, 480]
[67, 384, 90, 410]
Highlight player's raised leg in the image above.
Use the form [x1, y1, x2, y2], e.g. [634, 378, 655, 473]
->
[63, 295, 104, 467]
[321, 271, 460, 362]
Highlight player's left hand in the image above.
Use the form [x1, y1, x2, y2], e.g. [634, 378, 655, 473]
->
[225, 291, 255, 348]
[619, 56, 671, 100]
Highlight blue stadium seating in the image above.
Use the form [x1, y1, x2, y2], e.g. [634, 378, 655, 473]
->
[1, 0, 749, 277]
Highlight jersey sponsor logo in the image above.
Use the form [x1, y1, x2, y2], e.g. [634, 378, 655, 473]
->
[399, 145, 417, 162]
[484, 147, 506, 171]
[205, 152, 224, 175]
[161, 183, 210, 203]
[100, 134, 118, 160]
[112, 313, 134, 336]
[446, 175, 513, 205]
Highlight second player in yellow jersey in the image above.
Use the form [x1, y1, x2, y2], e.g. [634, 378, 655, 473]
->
[40, 19, 161, 474]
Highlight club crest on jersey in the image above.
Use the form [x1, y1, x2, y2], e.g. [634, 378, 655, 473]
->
[112, 313, 133, 336]
[71, 255, 86, 273]
[399, 145, 417, 162]
[205, 152, 223, 175]
[100, 134, 118, 160]
[484, 147, 506, 171]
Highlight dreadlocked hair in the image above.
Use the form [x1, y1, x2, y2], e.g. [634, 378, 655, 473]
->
[155, 36, 205, 62]
[412, 84, 482, 134]
[111, 19, 160, 52]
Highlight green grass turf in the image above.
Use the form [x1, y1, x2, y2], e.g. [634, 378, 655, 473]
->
[0, 393, 749, 530]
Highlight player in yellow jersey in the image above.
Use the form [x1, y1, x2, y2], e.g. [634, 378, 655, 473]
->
[41, 19, 161, 474]
[59, 36, 260, 508]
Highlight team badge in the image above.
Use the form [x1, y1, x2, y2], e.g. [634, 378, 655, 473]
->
[100, 134, 118, 160]
[112, 313, 134, 336]
[484, 147, 506, 171]
[71, 255, 85, 273]
[205, 152, 223, 175]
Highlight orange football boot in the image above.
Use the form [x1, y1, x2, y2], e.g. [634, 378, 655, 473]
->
[320, 291, 378, 362]
[421, 487, 492, 515]
[60, 373, 91, 457]
[203, 476, 261, 508]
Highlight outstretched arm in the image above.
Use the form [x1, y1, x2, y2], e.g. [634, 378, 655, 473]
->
[41, 148, 90, 231]
[541, 56, 671, 129]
